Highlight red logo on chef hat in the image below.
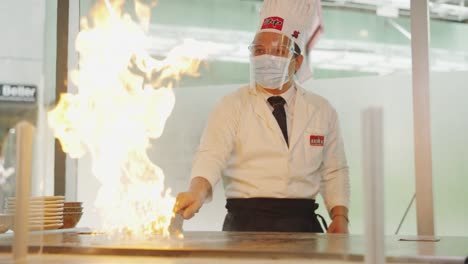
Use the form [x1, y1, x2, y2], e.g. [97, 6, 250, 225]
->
[310, 135, 324, 147]
[261, 16, 284, 31]
[292, 30, 300, 39]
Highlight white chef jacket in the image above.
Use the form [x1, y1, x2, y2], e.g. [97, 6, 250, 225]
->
[191, 82, 349, 212]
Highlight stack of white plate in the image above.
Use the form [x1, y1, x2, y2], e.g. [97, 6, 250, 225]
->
[4, 196, 64, 230]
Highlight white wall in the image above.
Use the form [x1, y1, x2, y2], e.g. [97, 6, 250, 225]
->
[0, 0, 44, 87]
[0, 0, 57, 198]
[77, 71, 468, 237]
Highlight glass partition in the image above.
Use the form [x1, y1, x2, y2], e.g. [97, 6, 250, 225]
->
[429, 10, 468, 237]
[431, 71, 468, 236]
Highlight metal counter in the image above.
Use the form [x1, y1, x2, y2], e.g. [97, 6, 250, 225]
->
[0, 230, 467, 263]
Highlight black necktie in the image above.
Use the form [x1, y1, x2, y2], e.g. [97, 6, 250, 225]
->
[267, 96, 288, 146]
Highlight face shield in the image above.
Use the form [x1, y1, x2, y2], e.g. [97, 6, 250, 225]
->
[249, 33, 298, 91]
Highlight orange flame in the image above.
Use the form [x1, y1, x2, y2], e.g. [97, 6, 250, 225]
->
[48, 0, 203, 238]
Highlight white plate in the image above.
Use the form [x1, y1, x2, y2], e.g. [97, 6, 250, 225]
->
[28, 218, 63, 225]
[5, 208, 63, 215]
[27, 211, 64, 217]
[5, 200, 65, 206]
[6, 201, 64, 207]
[29, 222, 63, 227]
[2, 214, 63, 222]
[28, 223, 63, 231]
[7, 196, 65, 202]
[4, 208, 64, 215]
[5, 207, 63, 212]
[5, 204, 64, 210]
[28, 215, 63, 221]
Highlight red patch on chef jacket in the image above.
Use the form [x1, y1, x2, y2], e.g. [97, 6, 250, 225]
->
[310, 135, 324, 146]
[261, 16, 284, 31]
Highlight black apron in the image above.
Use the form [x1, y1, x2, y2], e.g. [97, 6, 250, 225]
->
[222, 198, 327, 233]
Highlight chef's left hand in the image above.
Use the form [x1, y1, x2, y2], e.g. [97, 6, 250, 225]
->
[327, 216, 349, 234]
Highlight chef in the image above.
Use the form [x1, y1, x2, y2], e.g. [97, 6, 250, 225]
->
[174, 0, 350, 233]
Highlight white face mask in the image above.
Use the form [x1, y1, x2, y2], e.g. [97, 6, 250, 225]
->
[251, 55, 291, 89]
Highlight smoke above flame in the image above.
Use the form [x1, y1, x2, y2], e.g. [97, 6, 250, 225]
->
[48, 0, 204, 238]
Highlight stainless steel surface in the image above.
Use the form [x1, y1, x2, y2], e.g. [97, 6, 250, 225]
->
[0, 230, 467, 263]
[0, 254, 432, 264]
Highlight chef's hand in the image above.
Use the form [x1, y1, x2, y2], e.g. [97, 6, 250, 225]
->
[327, 216, 349, 234]
[174, 191, 204, 219]
[173, 176, 212, 220]
[327, 205, 349, 234]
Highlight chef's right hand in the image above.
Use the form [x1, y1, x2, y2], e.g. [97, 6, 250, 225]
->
[173, 176, 212, 219]
[173, 191, 204, 219]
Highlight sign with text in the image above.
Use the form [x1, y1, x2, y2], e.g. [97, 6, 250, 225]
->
[0, 83, 37, 103]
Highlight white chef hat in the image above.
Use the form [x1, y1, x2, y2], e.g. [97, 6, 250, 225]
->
[256, 0, 323, 83]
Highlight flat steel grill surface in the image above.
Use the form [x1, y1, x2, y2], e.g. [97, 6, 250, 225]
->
[0, 231, 467, 263]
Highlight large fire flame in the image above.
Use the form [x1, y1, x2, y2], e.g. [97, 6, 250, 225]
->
[48, 0, 203, 238]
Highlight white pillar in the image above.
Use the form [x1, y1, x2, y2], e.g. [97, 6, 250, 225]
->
[410, 0, 435, 236]
[362, 107, 385, 264]
[13, 122, 34, 263]
[64, 0, 80, 202]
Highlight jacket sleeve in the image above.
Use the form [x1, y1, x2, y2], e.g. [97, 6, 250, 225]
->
[190, 94, 240, 198]
[319, 107, 350, 213]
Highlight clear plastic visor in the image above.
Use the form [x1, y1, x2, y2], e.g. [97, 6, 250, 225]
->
[248, 43, 297, 58]
[248, 32, 297, 58]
